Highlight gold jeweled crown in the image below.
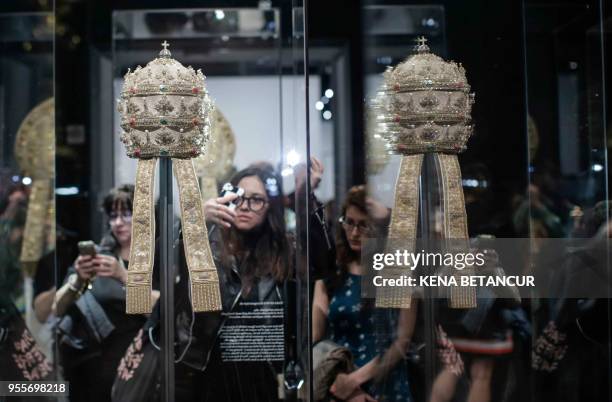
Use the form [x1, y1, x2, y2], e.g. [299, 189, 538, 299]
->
[374, 37, 475, 155]
[117, 41, 214, 159]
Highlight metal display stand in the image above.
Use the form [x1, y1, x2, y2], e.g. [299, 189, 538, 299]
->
[159, 157, 175, 401]
[420, 154, 437, 401]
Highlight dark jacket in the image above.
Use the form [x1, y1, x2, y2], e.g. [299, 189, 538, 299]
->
[152, 224, 284, 372]
[143, 224, 287, 402]
[57, 235, 146, 366]
[147, 188, 334, 401]
[57, 234, 147, 402]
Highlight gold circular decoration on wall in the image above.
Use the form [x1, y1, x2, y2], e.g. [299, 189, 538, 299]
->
[193, 108, 236, 200]
[13, 97, 55, 276]
[14, 98, 55, 180]
[365, 94, 390, 175]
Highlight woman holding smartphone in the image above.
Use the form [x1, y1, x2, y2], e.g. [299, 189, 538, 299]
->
[172, 163, 293, 402]
[142, 162, 306, 401]
[54, 184, 158, 402]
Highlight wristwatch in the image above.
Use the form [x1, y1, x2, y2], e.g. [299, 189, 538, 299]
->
[67, 273, 87, 295]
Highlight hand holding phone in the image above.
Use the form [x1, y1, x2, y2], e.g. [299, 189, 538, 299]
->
[203, 183, 243, 228]
[75, 241, 97, 282]
[78, 240, 97, 257]
[94, 254, 127, 284]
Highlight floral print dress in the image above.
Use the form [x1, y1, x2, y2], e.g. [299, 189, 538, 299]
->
[327, 273, 412, 402]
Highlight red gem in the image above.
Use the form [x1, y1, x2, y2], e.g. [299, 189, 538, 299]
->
[192, 148, 198, 156]
[192, 87, 199, 94]
[134, 149, 141, 157]
[130, 87, 136, 94]
[393, 84, 400, 91]
[192, 118, 199, 126]
[394, 115, 401, 123]
[129, 117, 136, 127]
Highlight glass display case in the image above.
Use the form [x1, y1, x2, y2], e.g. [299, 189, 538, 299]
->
[0, 0, 55, 383]
[106, 6, 311, 401]
[309, 1, 611, 401]
[308, 1, 610, 402]
[53, 2, 311, 401]
[0, 1, 610, 402]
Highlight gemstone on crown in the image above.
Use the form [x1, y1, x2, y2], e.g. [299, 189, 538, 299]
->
[118, 41, 214, 159]
[372, 37, 474, 155]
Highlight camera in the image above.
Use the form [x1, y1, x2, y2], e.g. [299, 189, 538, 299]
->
[220, 182, 244, 211]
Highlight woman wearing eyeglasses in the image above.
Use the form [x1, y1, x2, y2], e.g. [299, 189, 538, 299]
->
[204, 163, 290, 295]
[111, 162, 331, 402]
[312, 185, 417, 402]
[155, 163, 293, 402]
[53, 184, 157, 402]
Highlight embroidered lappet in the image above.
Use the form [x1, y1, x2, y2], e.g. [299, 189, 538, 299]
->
[15, 98, 55, 277]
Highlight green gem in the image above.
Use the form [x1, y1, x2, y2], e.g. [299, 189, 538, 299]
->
[160, 85, 167, 92]
[160, 119, 168, 125]
[160, 149, 168, 156]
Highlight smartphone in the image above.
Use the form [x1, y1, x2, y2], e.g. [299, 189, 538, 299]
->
[77, 240, 97, 285]
[77, 240, 97, 257]
[220, 183, 245, 211]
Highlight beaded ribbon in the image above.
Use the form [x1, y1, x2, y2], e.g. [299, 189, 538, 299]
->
[15, 98, 55, 277]
[126, 158, 221, 314]
[375, 153, 476, 309]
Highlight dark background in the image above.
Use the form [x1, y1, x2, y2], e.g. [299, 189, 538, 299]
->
[0, 0, 610, 241]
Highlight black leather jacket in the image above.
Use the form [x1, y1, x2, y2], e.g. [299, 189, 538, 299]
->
[149, 223, 285, 372]
[149, 188, 335, 377]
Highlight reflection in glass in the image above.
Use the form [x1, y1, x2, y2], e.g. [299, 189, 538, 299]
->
[0, 6, 55, 382]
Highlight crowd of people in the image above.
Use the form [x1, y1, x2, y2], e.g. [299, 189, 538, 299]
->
[0, 157, 610, 402]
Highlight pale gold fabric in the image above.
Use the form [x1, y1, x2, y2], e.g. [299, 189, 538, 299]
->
[126, 159, 157, 314]
[174, 159, 222, 312]
[126, 158, 223, 314]
[375, 154, 423, 308]
[375, 154, 476, 309]
[20, 179, 53, 276]
[14, 98, 55, 276]
[436, 153, 476, 308]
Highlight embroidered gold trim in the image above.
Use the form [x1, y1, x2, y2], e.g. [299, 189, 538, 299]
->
[376, 154, 423, 308]
[437, 153, 476, 308]
[174, 158, 222, 312]
[20, 179, 52, 276]
[15, 98, 55, 276]
[126, 158, 157, 314]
